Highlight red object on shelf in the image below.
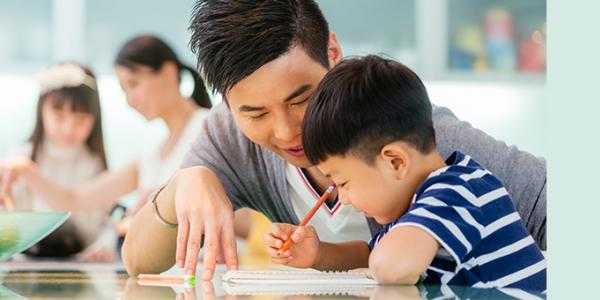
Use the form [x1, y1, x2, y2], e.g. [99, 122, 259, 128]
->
[518, 38, 546, 73]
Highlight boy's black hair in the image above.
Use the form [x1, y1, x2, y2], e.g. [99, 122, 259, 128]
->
[302, 55, 436, 165]
[189, 0, 329, 95]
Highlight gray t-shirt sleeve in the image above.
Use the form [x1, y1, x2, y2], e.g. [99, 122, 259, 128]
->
[432, 105, 546, 249]
[178, 103, 295, 224]
[179, 103, 252, 210]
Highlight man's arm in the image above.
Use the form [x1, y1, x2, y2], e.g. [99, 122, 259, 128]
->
[123, 104, 253, 278]
[122, 166, 238, 278]
[121, 178, 178, 275]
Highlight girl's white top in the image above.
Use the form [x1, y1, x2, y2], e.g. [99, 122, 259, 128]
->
[9, 140, 107, 247]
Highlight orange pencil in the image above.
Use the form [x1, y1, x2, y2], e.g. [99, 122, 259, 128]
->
[278, 183, 336, 254]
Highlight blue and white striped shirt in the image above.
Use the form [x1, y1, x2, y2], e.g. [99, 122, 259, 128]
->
[369, 151, 546, 292]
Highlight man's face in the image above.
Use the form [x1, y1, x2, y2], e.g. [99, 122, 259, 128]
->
[226, 44, 333, 168]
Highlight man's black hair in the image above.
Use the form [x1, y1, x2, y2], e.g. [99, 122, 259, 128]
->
[190, 0, 329, 95]
[302, 55, 436, 165]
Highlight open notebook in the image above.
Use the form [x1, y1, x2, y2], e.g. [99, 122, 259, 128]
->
[221, 270, 377, 296]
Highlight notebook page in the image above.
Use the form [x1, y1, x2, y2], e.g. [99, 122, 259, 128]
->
[221, 281, 376, 296]
[221, 270, 378, 285]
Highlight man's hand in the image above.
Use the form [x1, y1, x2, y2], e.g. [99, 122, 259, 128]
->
[170, 167, 239, 280]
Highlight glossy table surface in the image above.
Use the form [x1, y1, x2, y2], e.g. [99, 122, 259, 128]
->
[0, 261, 545, 299]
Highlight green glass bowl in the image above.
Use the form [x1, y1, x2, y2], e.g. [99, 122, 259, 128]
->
[0, 211, 70, 261]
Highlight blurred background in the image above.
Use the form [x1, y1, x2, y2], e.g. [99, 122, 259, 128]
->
[0, 0, 546, 206]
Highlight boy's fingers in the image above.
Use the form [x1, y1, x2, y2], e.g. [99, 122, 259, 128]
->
[291, 226, 306, 242]
[269, 223, 291, 240]
[271, 257, 292, 265]
[263, 234, 284, 248]
[266, 246, 291, 258]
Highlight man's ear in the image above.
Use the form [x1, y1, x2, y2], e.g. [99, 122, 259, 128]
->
[327, 31, 343, 68]
[380, 143, 411, 180]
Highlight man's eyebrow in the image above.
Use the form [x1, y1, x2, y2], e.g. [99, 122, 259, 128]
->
[238, 105, 266, 112]
[237, 84, 311, 112]
[283, 84, 311, 102]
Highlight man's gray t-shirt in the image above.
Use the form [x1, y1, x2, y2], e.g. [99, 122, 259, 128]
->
[181, 103, 547, 249]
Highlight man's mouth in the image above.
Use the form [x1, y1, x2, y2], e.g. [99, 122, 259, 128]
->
[283, 146, 305, 157]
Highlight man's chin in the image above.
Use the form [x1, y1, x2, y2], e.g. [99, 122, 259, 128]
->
[283, 154, 313, 168]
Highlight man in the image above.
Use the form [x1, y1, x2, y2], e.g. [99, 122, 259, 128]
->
[122, 0, 546, 280]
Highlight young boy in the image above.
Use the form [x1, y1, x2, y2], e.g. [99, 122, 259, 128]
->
[267, 55, 546, 292]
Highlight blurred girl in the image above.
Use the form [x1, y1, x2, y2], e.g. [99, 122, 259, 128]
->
[0, 63, 110, 257]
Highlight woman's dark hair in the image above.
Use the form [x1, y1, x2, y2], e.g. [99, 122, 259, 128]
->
[189, 0, 330, 95]
[115, 35, 212, 109]
[29, 63, 108, 170]
[302, 55, 436, 165]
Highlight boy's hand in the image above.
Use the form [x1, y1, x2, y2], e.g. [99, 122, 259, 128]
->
[350, 268, 374, 278]
[264, 223, 320, 268]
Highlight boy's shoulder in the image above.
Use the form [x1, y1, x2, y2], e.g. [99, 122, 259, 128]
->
[414, 151, 509, 208]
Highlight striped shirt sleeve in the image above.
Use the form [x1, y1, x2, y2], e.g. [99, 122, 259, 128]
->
[388, 177, 484, 264]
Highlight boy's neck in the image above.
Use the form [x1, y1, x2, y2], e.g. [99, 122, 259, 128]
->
[414, 150, 447, 181]
[403, 149, 447, 200]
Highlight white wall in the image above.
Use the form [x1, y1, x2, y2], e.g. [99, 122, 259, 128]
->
[0, 75, 546, 163]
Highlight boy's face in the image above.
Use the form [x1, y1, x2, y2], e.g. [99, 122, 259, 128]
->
[317, 153, 413, 224]
[225, 33, 342, 168]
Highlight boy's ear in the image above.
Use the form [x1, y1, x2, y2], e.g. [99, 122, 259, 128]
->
[380, 143, 411, 180]
[327, 32, 343, 68]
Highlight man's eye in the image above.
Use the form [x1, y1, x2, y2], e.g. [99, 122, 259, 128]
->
[290, 97, 309, 106]
[249, 112, 268, 120]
